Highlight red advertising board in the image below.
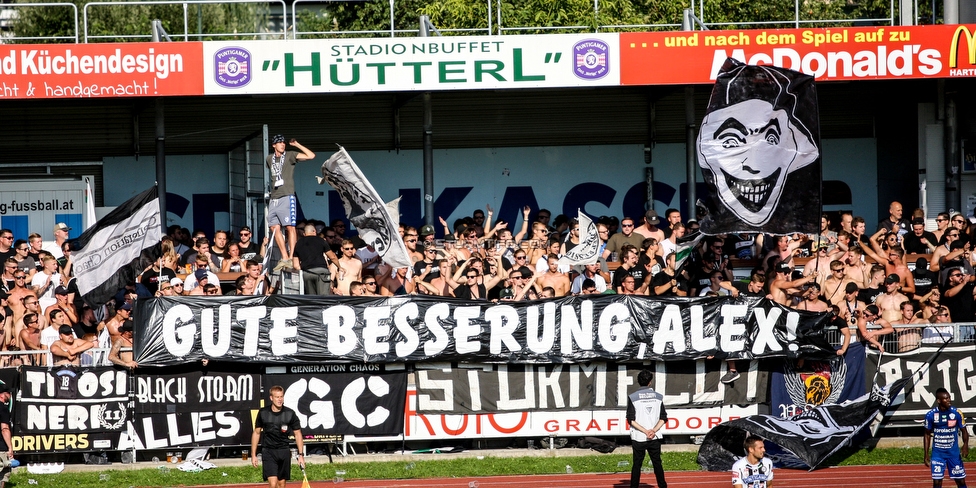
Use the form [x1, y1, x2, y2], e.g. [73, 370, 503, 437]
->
[621, 24, 976, 84]
[0, 42, 204, 99]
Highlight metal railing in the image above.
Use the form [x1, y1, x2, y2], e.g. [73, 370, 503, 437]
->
[686, 0, 896, 30]
[0, 0, 902, 43]
[83, 0, 286, 42]
[0, 2, 79, 43]
[824, 322, 975, 354]
[291, 0, 493, 38]
[0, 347, 118, 368]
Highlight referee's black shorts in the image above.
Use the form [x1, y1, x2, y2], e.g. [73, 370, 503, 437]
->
[262, 448, 291, 481]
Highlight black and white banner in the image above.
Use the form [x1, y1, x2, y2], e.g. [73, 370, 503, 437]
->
[867, 344, 976, 427]
[263, 371, 406, 436]
[697, 376, 909, 471]
[415, 360, 768, 414]
[133, 295, 835, 366]
[72, 186, 162, 306]
[14, 366, 129, 453]
[696, 58, 821, 235]
[128, 370, 262, 449]
[317, 147, 411, 268]
[134, 370, 261, 414]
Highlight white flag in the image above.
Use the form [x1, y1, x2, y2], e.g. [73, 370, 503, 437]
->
[317, 147, 412, 268]
[84, 178, 98, 230]
[558, 210, 600, 266]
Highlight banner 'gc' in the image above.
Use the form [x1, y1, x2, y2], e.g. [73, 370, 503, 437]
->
[134, 295, 834, 366]
[262, 371, 406, 436]
[14, 366, 129, 453]
[415, 360, 768, 414]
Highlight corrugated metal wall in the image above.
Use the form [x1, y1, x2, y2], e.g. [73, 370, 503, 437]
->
[0, 83, 887, 166]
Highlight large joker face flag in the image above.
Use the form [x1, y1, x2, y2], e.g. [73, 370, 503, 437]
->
[697, 58, 821, 234]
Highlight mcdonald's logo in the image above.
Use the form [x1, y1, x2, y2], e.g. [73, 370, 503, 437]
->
[949, 25, 976, 68]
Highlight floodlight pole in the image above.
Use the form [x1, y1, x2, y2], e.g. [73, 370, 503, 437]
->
[152, 19, 170, 234]
[419, 16, 439, 228]
[681, 9, 706, 221]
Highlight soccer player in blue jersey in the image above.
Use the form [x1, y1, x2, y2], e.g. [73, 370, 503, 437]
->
[925, 388, 970, 488]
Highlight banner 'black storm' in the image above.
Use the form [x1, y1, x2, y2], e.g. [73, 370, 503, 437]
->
[133, 295, 834, 366]
[697, 58, 822, 235]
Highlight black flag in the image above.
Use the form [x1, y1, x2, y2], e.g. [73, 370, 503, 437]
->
[72, 186, 162, 306]
[697, 377, 909, 471]
[696, 58, 821, 235]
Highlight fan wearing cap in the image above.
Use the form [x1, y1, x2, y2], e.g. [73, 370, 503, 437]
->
[41, 285, 77, 330]
[108, 320, 138, 369]
[187, 269, 212, 296]
[50, 322, 95, 367]
[168, 277, 185, 296]
[183, 261, 220, 294]
[767, 261, 815, 306]
[102, 302, 132, 347]
[854, 304, 894, 351]
[633, 209, 666, 245]
[419, 224, 437, 246]
[838, 282, 867, 327]
[41, 222, 71, 260]
[875, 273, 909, 323]
[266, 134, 315, 267]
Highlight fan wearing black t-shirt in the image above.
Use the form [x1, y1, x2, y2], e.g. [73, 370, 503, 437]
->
[252, 385, 304, 488]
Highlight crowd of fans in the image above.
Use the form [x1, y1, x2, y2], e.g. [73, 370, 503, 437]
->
[0, 199, 972, 369]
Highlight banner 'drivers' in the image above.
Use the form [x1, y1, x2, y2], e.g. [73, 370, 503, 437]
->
[133, 294, 834, 366]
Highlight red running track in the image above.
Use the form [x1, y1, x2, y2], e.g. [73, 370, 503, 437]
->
[208, 463, 970, 488]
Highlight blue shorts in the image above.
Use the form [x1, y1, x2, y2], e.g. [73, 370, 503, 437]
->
[931, 451, 967, 479]
[269, 195, 297, 227]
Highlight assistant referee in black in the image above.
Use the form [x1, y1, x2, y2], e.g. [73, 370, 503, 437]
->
[252, 385, 305, 488]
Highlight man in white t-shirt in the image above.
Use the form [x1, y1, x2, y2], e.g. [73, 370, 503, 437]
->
[41, 223, 71, 260]
[31, 255, 61, 311]
[732, 435, 773, 488]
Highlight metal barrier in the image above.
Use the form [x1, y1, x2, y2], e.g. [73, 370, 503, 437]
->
[0, 2, 79, 43]
[290, 0, 493, 39]
[0, 347, 119, 368]
[1, 0, 902, 43]
[498, 0, 896, 34]
[83, 0, 286, 42]
[686, 0, 895, 30]
[823, 322, 975, 354]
